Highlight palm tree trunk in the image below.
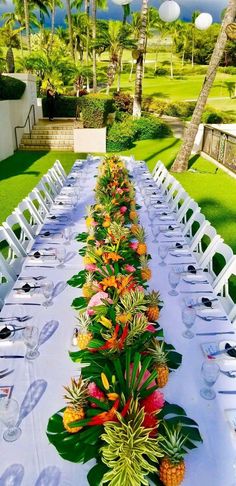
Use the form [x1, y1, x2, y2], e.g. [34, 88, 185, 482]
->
[132, 0, 148, 118]
[129, 58, 134, 81]
[154, 48, 158, 73]
[170, 42, 173, 78]
[191, 28, 194, 68]
[91, 0, 97, 92]
[23, 0, 31, 52]
[85, 0, 90, 92]
[65, 0, 75, 61]
[171, 0, 236, 173]
[49, 0, 55, 54]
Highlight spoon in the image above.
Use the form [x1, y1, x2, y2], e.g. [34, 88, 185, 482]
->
[0, 326, 26, 339]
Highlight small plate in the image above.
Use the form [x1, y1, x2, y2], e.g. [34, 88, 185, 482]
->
[159, 215, 174, 221]
[183, 274, 208, 283]
[218, 340, 236, 363]
[0, 325, 15, 341]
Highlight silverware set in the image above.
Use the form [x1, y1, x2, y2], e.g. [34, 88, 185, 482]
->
[0, 368, 14, 379]
[0, 315, 32, 322]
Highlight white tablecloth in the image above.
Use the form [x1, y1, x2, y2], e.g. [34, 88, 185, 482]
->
[0, 157, 235, 486]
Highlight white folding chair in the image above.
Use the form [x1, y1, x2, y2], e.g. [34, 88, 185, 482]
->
[182, 211, 205, 241]
[13, 198, 43, 245]
[212, 255, 236, 319]
[42, 173, 60, 199]
[2, 213, 29, 257]
[165, 180, 182, 204]
[169, 188, 188, 213]
[0, 225, 23, 278]
[152, 160, 164, 178]
[0, 260, 15, 310]
[38, 178, 55, 206]
[27, 188, 49, 223]
[153, 165, 168, 184]
[177, 200, 199, 226]
[190, 223, 223, 266]
[54, 160, 67, 182]
[161, 173, 176, 195]
[48, 167, 64, 191]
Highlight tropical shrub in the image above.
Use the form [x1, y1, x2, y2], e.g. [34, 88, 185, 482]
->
[113, 91, 133, 114]
[133, 115, 171, 139]
[42, 96, 78, 117]
[0, 75, 26, 100]
[77, 94, 115, 128]
[107, 119, 135, 151]
[143, 98, 195, 119]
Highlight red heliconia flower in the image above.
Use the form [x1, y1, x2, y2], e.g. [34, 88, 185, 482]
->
[87, 398, 131, 426]
[88, 382, 105, 408]
[142, 412, 159, 437]
[140, 390, 165, 414]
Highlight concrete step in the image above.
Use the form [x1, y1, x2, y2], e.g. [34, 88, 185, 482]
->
[19, 144, 73, 151]
[22, 134, 74, 141]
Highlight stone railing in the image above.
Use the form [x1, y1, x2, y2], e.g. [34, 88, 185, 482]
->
[202, 124, 236, 173]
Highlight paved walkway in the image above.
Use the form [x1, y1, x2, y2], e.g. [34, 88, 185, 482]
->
[161, 115, 186, 139]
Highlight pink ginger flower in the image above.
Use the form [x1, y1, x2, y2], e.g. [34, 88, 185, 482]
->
[120, 206, 127, 214]
[129, 241, 138, 251]
[147, 324, 156, 333]
[91, 221, 98, 227]
[88, 291, 112, 309]
[85, 263, 97, 272]
[88, 382, 105, 407]
[117, 188, 123, 194]
[136, 285, 144, 292]
[140, 390, 165, 414]
[124, 264, 136, 273]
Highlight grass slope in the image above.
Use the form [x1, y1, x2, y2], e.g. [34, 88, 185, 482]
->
[0, 141, 235, 253]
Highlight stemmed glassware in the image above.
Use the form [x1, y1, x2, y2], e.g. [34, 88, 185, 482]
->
[182, 306, 196, 338]
[168, 270, 180, 296]
[200, 359, 220, 400]
[23, 325, 40, 360]
[42, 280, 54, 307]
[158, 244, 169, 266]
[56, 247, 66, 268]
[152, 224, 160, 244]
[63, 227, 72, 245]
[0, 398, 21, 442]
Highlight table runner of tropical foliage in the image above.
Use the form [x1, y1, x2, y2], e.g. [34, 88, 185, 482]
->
[47, 156, 202, 486]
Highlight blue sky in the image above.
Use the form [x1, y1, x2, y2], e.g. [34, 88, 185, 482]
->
[0, 0, 228, 24]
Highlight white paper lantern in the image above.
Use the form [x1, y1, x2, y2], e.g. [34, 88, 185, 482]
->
[195, 13, 213, 30]
[111, 0, 133, 5]
[159, 0, 180, 23]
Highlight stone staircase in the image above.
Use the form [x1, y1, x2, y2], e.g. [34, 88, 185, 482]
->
[19, 119, 77, 151]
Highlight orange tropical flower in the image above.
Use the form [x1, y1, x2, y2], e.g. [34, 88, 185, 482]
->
[101, 275, 117, 290]
[116, 274, 135, 295]
[102, 252, 123, 264]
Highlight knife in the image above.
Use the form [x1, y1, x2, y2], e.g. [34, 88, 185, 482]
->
[5, 302, 41, 306]
[208, 345, 236, 358]
[0, 355, 24, 359]
[25, 265, 55, 268]
[196, 332, 235, 336]
[218, 390, 236, 394]
[180, 290, 213, 294]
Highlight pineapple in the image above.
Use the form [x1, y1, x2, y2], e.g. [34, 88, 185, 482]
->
[63, 377, 88, 433]
[76, 311, 93, 350]
[131, 226, 147, 255]
[148, 340, 169, 388]
[146, 290, 161, 322]
[82, 273, 96, 299]
[131, 223, 140, 235]
[140, 255, 152, 281]
[159, 424, 186, 486]
[129, 210, 137, 222]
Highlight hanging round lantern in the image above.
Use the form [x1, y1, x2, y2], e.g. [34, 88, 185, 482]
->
[111, 0, 133, 5]
[226, 23, 236, 40]
[158, 1, 180, 23]
[195, 13, 213, 31]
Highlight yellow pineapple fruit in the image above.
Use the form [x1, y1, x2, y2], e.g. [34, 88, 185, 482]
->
[131, 226, 147, 255]
[76, 311, 93, 350]
[140, 255, 152, 281]
[130, 223, 140, 235]
[129, 210, 137, 222]
[148, 340, 169, 388]
[146, 290, 161, 322]
[159, 424, 186, 486]
[117, 312, 132, 324]
[63, 377, 88, 433]
[82, 273, 95, 299]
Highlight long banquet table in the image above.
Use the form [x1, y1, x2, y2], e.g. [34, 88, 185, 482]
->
[0, 156, 235, 486]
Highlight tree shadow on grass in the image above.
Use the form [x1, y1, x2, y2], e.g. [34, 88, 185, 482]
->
[145, 138, 180, 165]
[0, 150, 49, 182]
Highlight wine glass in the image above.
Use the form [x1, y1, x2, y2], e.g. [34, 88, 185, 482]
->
[168, 270, 181, 296]
[182, 306, 196, 339]
[200, 359, 220, 400]
[0, 398, 21, 442]
[152, 224, 160, 243]
[42, 280, 54, 307]
[23, 325, 40, 360]
[56, 247, 66, 268]
[158, 245, 169, 266]
[63, 227, 72, 245]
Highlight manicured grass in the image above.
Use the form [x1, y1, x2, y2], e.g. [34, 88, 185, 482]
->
[0, 140, 236, 253]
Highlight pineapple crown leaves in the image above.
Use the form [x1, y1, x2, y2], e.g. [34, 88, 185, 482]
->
[63, 377, 89, 410]
[131, 225, 146, 242]
[75, 311, 91, 331]
[100, 400, 163, 486]
[140, 255, 149, 267]
[109, 222, 130, 241]
[126, 313, 149, 346]
[158, 422, 187, 464]
[147, 340, 169, 365]
[116, 289, 147, 316]
[145, 290, 162, 307]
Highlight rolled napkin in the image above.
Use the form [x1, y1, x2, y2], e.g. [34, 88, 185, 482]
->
[182, 273, 208, 283]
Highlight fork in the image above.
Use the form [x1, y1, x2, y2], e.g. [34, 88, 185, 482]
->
[0, 369, 14, 379]
[18, 276, 45, 281]
[196, 314, 228, 321]
[220, 369, 236, 378]
[0, 316, 32, 322]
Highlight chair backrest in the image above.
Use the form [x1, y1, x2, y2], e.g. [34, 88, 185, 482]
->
[177, 199, 199, 225]
[212, 255, 236, 319]
[13, 198, 42, 241]
[0, 225, 23, 278]
[48, 167, 64, 191]
[2, 213, 29, 256]
[169, 188, 188, 213]
[54, 160, 67, 181]
[162, 173, 176, 193]
[42, 173, 60, 198]
[153, 165, 168, 184]
[152, 160, 164, 178]
[182, 210, 205, 239]
[0, 258, 15, 310]
[165, 180, 182, 204]
[28, 188, 49, 223]
[201, 240, 234, 280]
[190, 222, 222, 264]
[38, 177, 55, 205]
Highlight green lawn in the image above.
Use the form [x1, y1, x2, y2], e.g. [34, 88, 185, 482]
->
[0, 140, 235, 252]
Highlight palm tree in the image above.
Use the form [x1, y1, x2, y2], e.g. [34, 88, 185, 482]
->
[23, 0, 31, 51]
[171, 0, 236, 173]
[190, 10, 200, 68]
[65, 0, 75, 61]
[49, 0, 63, 54]
[91, 0, 97, 91]
[132, 0, 148, 117]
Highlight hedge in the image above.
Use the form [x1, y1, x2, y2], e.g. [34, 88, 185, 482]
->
[42, 96, 78, 118]
[0, 75, 26, 100]
[77, 94, 115, 128]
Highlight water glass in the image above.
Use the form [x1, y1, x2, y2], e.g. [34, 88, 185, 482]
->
[23, 325, 40, 360]
[63, 227, 72, 245]
[152, 224, 160, 243]
[0, 398, 21, 442]
[182, 306, 196, 338]
[56, 247, 66, 268]
[158, 244, 168, 266]
[168, 269, 181, 296]
[42, 280, 54, 307]
[200, 359, 220, 400]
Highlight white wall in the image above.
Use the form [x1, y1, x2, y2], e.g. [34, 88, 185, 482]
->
[0, 73, 39, 161]
[74, 128, 106, 153]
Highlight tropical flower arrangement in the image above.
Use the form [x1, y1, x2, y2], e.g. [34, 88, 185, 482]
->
[47, 156, 202, 486]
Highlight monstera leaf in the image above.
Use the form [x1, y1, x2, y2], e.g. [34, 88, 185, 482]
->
[67, 270, 87, 288]
[158, 402, 202, 450]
